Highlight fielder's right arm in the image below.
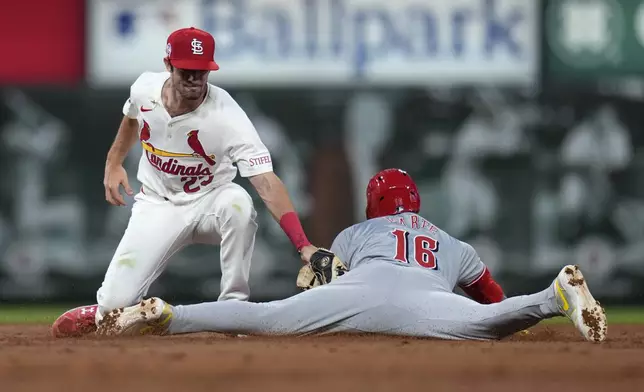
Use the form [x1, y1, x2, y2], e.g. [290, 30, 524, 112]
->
[104, 114, 139, 206]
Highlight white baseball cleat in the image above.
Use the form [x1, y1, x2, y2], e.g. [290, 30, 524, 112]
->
[553, 265, 607, 342]
[96, 297, 173, 336]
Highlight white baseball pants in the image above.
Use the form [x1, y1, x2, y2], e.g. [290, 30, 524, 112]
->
[96, 182, 257, 322]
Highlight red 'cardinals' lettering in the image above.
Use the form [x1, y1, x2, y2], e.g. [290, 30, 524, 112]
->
[146, 152, 212, 177]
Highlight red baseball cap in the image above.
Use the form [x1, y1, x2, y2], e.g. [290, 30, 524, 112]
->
[165, 27, 219, 71]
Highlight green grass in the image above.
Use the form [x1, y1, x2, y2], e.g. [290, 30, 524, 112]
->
[0, 305, 71, 324]
[0, 305, 643, 325]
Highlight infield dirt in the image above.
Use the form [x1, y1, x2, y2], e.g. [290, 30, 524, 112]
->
[1, 324, 643, 392]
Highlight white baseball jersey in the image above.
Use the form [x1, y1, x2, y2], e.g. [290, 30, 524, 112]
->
[122, 71, 273, 204]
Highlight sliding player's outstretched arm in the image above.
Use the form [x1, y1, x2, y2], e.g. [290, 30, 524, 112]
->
[457, 242, 505, 304]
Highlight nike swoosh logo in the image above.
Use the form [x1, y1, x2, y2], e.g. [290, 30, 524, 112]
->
[140, 106, 153, 112]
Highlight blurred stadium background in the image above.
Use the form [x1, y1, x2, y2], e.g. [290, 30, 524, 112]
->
[1, 0, 644, 313]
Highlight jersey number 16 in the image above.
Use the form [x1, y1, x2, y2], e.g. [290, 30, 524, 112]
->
[391, 229, 439, 269]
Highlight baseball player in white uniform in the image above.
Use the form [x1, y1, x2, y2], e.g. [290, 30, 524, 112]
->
[51, 27, 327, 338]
[94, 169, 608, 342]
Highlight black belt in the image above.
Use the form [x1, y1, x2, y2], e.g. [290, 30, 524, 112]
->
[141, 186, 169, 201]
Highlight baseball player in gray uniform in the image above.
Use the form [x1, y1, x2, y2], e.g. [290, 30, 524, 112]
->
[97, 169, 607, 342]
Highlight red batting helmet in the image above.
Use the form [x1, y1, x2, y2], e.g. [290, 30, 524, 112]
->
[365, 168, 421, 220]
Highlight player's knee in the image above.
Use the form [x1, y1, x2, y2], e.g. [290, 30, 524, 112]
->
[96, 286, 140, 315]
[219, 189, 255, 230]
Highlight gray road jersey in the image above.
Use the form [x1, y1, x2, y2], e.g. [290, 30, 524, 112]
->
[330, 212, 485, 292]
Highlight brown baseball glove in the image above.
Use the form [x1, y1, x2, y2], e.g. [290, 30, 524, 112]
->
[296, 248, 348, 290]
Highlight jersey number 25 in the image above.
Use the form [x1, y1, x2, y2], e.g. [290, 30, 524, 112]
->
[391, 229, 439, 269]
[181, 175, 214, 193]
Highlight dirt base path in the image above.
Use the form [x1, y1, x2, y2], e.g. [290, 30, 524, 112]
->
[1, 324, 643, 392]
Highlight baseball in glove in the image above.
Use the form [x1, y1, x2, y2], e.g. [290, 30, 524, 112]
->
[296, 248, 348, 290]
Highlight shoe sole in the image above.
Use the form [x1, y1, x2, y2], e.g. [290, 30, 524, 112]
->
[559, 265, 607, 342]
[97, 298, 164, 336]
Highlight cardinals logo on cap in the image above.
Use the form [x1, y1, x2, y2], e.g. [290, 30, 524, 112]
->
[191, 38, 203, 55]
